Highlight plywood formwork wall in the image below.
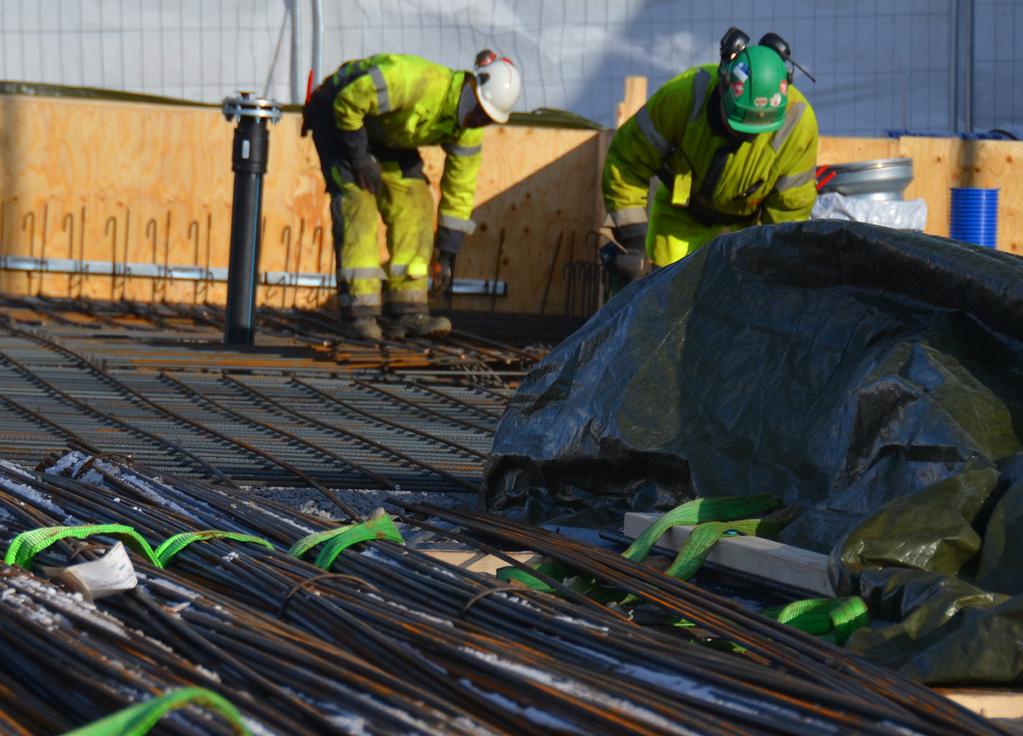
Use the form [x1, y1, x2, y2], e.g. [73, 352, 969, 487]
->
[1, 94, 1021, 318]
[0, 94, 605, 315]
[818, 136, 1023, 253]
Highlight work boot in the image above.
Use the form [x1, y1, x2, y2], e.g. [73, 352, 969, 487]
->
[380, 319, 407, 340]
[394, 313, 452, 338]
[350, 316, 383, 341]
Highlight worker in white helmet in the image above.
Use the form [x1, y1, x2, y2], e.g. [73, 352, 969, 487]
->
[303, 51, 522, 340]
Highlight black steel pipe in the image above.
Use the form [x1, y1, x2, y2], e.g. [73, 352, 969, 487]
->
[222, 93, 280, 345]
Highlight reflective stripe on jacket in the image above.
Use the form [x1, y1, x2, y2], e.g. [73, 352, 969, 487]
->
[603, 64, 818, 229]
[327, 53, 483, 227]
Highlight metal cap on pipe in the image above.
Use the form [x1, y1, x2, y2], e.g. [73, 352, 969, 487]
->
[222, 92, 282, 124]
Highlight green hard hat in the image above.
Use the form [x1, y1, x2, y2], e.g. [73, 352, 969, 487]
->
[721, 45, 789, 134]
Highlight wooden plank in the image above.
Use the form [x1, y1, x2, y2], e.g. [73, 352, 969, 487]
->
[819, 136, 1023, 252]
[623, 512, 834, 596]
[425, 125, 604, 315]
[616, 76, 648, 128]
[3, 93, 1021, 314]
[421, 549, 541, 577]
[898, 136, 962, 244]
[0, 96, 240, 304]
[0, 93, 605, 314]
[966, 141, 1023, 253]
[896, 136, 1023, 250]
[936, 689, 1023, 720]
[817, 136, 898, 165]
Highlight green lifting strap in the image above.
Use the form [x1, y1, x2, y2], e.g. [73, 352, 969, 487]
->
[313, 515, 403, 570]
[622, 494, 781, 563]
[61, 687, 250, 736]
[495, 496, 783, 598]
[4, 524, 162, 569]
[663, 519, 773, 581]
[288, 524, 357, 560]
[289, 515, 404, 569]
[619, 518, 774, 606]
[761, 596, 869, 646]
[153, 531, 274, 567]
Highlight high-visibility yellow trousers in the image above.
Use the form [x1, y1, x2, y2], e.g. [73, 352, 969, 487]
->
[647, 184, 741, 267]
[334, 164, 434, 317]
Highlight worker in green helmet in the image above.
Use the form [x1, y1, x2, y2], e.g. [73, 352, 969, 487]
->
[601, 29, 819, 284]
[303, 51, 522, 340]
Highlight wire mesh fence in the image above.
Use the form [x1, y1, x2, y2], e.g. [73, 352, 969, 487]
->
[0, 0, 1015, 136]
[0, 0, 295, 103]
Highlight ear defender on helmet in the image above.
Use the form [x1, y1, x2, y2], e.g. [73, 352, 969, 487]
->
[473, 48, 515, 88]
[758, 33, 794, 83]
[717, 27, 750, 89]
[758, 32, 816, 84]
[475, 49, 498, 68]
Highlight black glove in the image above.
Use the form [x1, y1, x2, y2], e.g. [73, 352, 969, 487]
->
[435, 226, 466, 255]
[351, 152, 383, 194]
[431, 251, 455, 295]
[612, 223, 647, 255]
[432, 226, 465, 294]
[599, 224, 649, 284]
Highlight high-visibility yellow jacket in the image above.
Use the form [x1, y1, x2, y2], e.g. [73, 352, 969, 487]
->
[328, 53, 482, 234]
[603, 64, 818, 239]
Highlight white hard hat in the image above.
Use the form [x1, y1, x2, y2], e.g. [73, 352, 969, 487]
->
[473, 50, 521, 124]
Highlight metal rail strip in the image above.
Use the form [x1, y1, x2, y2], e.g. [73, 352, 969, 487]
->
[0, 254, 506, 295]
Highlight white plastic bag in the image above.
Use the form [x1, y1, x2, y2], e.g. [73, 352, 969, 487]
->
[812, 192, 928, 231]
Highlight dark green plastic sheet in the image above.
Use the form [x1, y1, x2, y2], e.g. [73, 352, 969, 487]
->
[484, 221, 1023, 685]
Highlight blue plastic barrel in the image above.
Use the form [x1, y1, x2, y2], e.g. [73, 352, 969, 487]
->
[950, 187, 999, 248]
